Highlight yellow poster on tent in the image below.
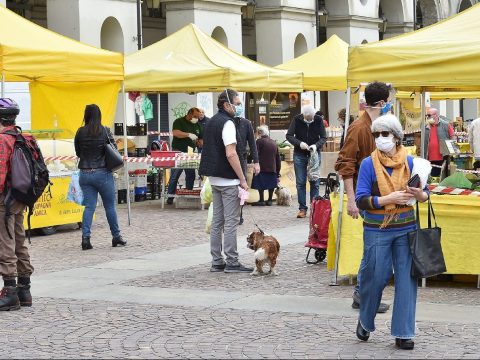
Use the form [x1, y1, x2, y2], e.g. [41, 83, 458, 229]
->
[399, 98, 422, 133]
[23, 176, 84, 229]
[29, 81, 121, 139]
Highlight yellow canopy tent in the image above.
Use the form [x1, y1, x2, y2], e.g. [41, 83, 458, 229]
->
[0, 5, 124, 138]
[125, 23, 303, 93]
[276, 35, 348, 91]
[396, 91, 480, 100]
[348, 4, 480, 91]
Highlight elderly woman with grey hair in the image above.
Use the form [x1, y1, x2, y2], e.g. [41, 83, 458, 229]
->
[354, 114, 429, 350]
[251, 125, 281, 206]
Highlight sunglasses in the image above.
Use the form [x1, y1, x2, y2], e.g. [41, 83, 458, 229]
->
[426, 114, 433, 118]
[372, 131, 391, 138]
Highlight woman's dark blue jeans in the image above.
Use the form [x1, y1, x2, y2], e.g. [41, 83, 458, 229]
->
[79, 168, 120, 238]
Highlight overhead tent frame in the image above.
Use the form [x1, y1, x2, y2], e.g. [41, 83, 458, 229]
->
[0, 5, 131, 224]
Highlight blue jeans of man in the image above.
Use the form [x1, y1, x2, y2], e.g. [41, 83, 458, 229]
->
[79, 168, 120, 238]
[359, 229, 417, 339]
[167, 169, 196, 198]
[293, 152, 320, 211]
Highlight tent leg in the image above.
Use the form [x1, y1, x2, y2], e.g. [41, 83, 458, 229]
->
[420, 90, 426, 158]
[1, 72, 5, 97]
[330, 87, 351, 286]
[122, 83, 131, 226]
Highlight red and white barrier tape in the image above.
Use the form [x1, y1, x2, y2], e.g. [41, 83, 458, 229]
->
[147, 131, 172, 136]
[428, 185, 480, 196]
[430, 163, 480, 174]
[44, 154, 201, 163]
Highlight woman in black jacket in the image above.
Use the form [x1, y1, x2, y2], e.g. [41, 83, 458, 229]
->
[251, 125, 281, 206]
[74, 104, 126, 250]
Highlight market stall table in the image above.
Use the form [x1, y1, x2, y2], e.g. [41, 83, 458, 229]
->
[327, 194, 480, 284]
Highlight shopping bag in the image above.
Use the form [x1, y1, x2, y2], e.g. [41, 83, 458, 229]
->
[205, 204, 213, 234]
[67, 171, 84, 206]
[200, 177, 212, 204]
[407, 197, 446, 278]
[307, 150, 321, 181]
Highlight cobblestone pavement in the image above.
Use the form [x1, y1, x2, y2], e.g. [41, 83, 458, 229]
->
[1, 200, 478, 359]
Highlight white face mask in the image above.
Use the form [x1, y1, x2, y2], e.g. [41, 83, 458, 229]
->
[426, 118, 435, 125]
[375, 135, 395, 153]
[190, 117, 198, 124]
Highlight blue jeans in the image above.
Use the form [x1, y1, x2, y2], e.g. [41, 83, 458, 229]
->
[167, 169, 196, 197]
[293, 152, 320, 210]
[359, 229, 417, 339]
[79, 169, 120, 238]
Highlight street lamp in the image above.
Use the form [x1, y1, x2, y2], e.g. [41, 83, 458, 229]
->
[241, 3, 256, 20]
[315, 0, 329, 46]
[318, 4, 329, 28]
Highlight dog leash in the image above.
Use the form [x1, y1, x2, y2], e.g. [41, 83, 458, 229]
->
[243, 205, 265, 234]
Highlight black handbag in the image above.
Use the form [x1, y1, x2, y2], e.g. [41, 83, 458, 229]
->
[104, 126, 124, 172]
[407, 197, 447, 278]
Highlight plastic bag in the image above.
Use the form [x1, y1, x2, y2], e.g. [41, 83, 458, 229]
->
[307, 150, 321, 181]
[205, 204, 213, 234]
[200, 177, 212, 204]
[67, 171, 84, 205]
[439, 171, 472, 189]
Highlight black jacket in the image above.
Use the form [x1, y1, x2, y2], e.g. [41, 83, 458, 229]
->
[199, 109, 245, 179]
[286, 114, 327, 154]
[234, 117, 259, 176]
[74, 126, 115, 169]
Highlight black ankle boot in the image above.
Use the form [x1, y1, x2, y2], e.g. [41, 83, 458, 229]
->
[81, 236, 93, 250]
[395, 338, 414, 350]
[17, 277, 32, 307]
[356, 321, 370, 341]
[112, 235, 127, 247]
[0, 286, 20, 311]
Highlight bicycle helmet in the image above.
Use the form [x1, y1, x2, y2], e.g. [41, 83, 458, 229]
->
[0, 98, 20, 122]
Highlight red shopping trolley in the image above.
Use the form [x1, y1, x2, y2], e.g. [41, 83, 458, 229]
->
[305, 173, 339, 264]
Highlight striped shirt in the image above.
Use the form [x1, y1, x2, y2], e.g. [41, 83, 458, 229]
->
[355, 155, 422, 232]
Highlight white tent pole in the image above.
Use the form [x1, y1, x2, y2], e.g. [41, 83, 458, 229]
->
[420, 90, 426, 158]
[1, 72, 5, 97]
[122, 83, 131, 226]
[331, 86, 351, 286]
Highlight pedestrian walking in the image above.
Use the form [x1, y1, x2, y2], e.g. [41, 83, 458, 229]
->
[0, 98, 35, 310]
[251, 125, 281, 206]
[355, 114, 428, 350]
[199, 89, 252, 273]
[286, 105, 327, 218]
[74, 104, 126, 250]
[335, 81, 392, 314]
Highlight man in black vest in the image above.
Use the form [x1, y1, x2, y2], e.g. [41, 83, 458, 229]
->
[199, 89, 253, 273]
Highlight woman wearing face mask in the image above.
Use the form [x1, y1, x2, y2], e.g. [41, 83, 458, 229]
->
[354, 114, 429, 350]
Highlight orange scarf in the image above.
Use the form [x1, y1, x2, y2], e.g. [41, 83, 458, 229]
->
[371, 146, 410, 228]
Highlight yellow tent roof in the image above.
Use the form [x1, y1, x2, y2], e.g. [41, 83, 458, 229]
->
[125, 23, 303, 93]
[0, 5, 123, 82]
[396, 91, 480, 100]
[348, 4, 480, 91]
[276, 35, 348, 91]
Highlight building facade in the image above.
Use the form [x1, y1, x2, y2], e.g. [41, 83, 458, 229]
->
[3, 0, 479, 127]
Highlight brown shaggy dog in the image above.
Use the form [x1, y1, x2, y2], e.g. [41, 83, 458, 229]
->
[247, 231, 280, 276]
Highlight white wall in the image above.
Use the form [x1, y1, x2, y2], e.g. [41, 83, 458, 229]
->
[0, 0, 6, 6]
[47, 0, 80, 40]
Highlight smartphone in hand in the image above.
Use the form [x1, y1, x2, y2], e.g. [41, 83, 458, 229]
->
[407, 174, 421, 188]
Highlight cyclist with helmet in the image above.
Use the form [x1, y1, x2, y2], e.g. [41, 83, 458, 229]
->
[0, 98, 35, 311]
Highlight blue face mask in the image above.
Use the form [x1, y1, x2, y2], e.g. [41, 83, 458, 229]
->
[234, 104, 244, 117]
[380, 102, 392, 115]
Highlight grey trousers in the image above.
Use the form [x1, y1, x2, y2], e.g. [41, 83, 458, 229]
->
[210, 185, 240, 266]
